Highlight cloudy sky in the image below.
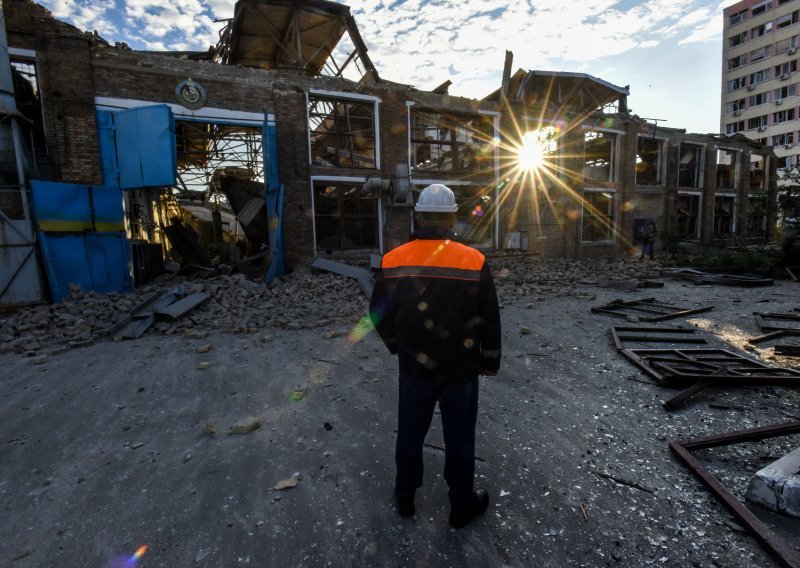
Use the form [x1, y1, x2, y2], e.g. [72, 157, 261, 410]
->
[37, 0, 741, 133]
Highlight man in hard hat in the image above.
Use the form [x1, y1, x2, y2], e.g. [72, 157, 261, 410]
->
[369, 183, 502, 528]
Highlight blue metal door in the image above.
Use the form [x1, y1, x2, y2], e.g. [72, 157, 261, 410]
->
[30, 181, 133, 301]
[264, 117, 285, 282]
[98, 105, 177, 189]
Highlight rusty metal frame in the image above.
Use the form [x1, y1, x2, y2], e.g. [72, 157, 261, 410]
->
[618, 347, 800, 410]
[664, 268, 774, 287]
[619, 348, 800, 384]
[749, 313, 800, 345]
[669, 421, 800, 568]
[591, 298, 713, 322]
[610, 326, 706, 350]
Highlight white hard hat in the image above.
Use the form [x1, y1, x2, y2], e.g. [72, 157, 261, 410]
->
[415, 184, 458, 213]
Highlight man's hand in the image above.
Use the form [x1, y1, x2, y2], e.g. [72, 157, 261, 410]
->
[479, 368, 498, 377]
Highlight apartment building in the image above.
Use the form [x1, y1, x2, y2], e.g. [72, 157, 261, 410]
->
[722, 0, 800, 170]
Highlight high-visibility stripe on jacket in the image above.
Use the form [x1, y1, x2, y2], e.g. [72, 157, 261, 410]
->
[369, 227, 502, 383]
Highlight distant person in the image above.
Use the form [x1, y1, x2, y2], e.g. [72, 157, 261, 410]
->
[369, 184, 502, 528]
[640, 220, 657, 260]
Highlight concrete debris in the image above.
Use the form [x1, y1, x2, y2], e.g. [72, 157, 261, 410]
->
[274, 475, 300, 491]
[229, 420, 261, 434]
[0, 255, 660, 356]
[197, 362, 210, 370]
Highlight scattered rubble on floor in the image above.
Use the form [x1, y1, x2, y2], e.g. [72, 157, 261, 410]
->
[0, 255, 663, 357]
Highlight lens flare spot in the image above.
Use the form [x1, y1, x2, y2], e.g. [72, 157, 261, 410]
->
[417, 301, 428, 311]
[416, 352, 429, 365]
[464, 338, 475, 348]
[132, 546, 148, 561]
[348, 315, 374, 343]
[424, 319, 434, 330]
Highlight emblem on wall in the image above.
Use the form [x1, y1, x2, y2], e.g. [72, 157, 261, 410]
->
[175, 78, 207, 110]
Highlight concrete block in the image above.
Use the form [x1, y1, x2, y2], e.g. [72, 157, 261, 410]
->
[745, 447, 800, 518]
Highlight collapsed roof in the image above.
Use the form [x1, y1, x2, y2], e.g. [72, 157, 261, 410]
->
[487, 68, 630, 113]
[213, 0, 379, 81]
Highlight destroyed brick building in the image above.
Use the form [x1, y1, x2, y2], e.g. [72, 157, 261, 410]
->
[0, 0, 780, 306]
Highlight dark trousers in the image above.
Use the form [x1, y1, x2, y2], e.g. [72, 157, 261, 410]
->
[395, 372, 479, 513]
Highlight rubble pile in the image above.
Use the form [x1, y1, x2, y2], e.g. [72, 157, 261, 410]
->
[0, 255, 663, 356]
[490, 253, 663, 303]
[0, 270, 368, 356]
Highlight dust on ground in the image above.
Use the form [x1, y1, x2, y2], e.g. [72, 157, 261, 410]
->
[1, 254, 799, 568]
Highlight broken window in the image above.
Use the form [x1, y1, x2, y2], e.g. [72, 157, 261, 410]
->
[313, 180, 378, 250]
[774, 36, 798, 55]
[747, 115, 769, 130]
[308, 94, 377, 169]
[772, 132, 795, 146]
[775, 60, 798, 76]
[518, 124, 560, 176]
[749, 68, 770, 85]
[751, 1, 772, 16]
[750, 155, 767, 190]
[751, 22, 773, 38]
[748, 92, 768, 107]
[676, 193, 701, 239]
[714, 196, 735, 237]
[678, 143, 703, 188]
[172, 120, 266, 256]
[725, 99, 746, 113]
[716, 149, 738, 190]
[773, 84, 796, 101]
[750, 46, 771, 63]
[10, 58, 46, 172]
[727, 76, 747, 92]
[729, 8, 748, 25]
[728, 55, 747, 70]
[726, 121, 745, 135]
[729, 31, 748, 47]
[581, 190, 615, 242]
[777, 10, 799, 28]
[747, 195, 768, 235]
[583, 130, 617, 183]
[636, 136, 663, 186]
[773, 108, 795, 123]
[410, 110, 494, 174]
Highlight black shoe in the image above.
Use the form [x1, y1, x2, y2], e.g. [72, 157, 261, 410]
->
[396, 495, 415, 517]
[449, 488, 489, 528]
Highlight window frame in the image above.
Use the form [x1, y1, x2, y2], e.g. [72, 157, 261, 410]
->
[677, 142, 705, 189]
[408, 108, 495, 175]
[635, 135, 665, 186]
[310, 176, 381, 253]
[307, 90, 381, 170]
[582, 127, 620, 184]
[713, 194, 736, 238]
[676, 192, 702, 240]
[581, 189, 616, 243]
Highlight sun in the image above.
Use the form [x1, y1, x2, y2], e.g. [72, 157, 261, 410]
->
[516, 131, 545, 172]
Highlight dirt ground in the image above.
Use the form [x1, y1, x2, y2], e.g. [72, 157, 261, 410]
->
[1, 265, 800, 568]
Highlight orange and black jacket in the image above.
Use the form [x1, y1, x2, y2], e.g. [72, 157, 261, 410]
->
[369, 227, 502, 383]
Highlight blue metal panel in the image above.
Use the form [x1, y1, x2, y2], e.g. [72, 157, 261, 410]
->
[30, 180, 132, 301]
[37, 232, 132, 302]
[263, 118, 285, 283]
[113, 105, 176, 189]
[30, 181, 92, 227]
[96, 110, 119, 187]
